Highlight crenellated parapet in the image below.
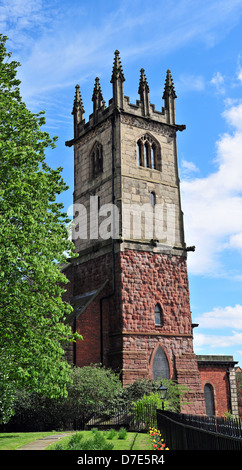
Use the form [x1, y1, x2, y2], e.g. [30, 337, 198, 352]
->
[67, 50, 185, 146]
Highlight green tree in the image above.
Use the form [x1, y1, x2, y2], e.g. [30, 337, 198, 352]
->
[65, 365, 122, 420]
[0, 35, 80, 423]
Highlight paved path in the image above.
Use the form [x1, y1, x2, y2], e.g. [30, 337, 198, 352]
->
[17, 432, 73, 450]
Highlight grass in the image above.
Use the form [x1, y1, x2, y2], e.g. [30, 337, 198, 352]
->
[0, 429, 154, 451]
[46, 429, 153, 451]
[0, 431, 68, 451]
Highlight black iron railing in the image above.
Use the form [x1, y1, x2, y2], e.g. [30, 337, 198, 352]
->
[157, 410, 242, 450]
[80, 403, 157, 431]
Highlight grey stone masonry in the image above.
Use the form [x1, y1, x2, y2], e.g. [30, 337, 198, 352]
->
[66, 50, 187, 258]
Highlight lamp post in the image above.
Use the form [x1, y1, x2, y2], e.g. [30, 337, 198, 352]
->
[158, 381, 168, 410]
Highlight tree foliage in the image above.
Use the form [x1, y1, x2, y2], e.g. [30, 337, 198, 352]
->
[0, 35, 80, 423]
[65, 365, 122, 417]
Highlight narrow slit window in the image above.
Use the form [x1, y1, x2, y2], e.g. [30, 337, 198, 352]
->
[155, 303, 163, 325]
[150, 191, 156, 207]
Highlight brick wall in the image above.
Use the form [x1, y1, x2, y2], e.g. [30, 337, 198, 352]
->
[199, 364, 231, 416]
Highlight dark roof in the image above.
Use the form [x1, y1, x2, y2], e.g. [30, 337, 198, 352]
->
[65, 279, 109, 324]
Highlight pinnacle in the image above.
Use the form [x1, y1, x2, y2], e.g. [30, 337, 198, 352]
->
[92, 77, 106, 108]
[72, 84, 84, 114]
[138, 68, 150, 94]
[92, 77, 103, 99]
[111, 50, 125, 83]
[162, 69, 177, 99]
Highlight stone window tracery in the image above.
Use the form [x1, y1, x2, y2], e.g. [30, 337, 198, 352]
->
[136, 134, 161, 170]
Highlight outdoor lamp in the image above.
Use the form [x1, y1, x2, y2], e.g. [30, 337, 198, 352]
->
[158, 381, 167, 410]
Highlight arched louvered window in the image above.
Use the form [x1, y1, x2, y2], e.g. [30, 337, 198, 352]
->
[90, 142, 103, 179]
[155, 303, 163, 325]
[136, 134, 161, 170]
[152, 345, 170, 381]
[204, 383, 215, 416]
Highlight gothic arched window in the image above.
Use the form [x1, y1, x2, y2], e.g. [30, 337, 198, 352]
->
[155, 303, 163, 325]
[152, 345, 170, 381]
[204, 383, 215, 416]
[136, 134, 161, 170]
[90, 142, 103, 179]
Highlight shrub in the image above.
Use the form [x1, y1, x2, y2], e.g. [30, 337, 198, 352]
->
[0, 364, 122, 432]
[134, 393, 161, 428]
[51, 430, 114, 451]
[106, 428, 117, 440]
[118, 427, 127, 440]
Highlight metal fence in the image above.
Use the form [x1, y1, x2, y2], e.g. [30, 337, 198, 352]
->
[157, 410, 242, 450]
[78, 403, 157, 431]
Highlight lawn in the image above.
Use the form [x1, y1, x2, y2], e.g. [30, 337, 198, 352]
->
[0, 431, 68, 450]
[46, 430, 154, 451]
[0, 430, 154, 451]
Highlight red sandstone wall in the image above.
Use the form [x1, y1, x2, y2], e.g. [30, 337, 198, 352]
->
[119, 250, 194, 382]
[65, 248, 206, 414]
[120, 250, 192, 335]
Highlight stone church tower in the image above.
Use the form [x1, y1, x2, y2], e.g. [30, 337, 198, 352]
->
[64, 51, 206, 414]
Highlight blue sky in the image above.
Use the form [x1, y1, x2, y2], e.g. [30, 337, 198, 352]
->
[2, 0, 242, 365]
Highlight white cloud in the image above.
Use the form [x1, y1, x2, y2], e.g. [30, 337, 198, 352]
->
[210, 71, 225, 94]
[177, 74, 205, 93]
[194, 331, 242, 350]
[3, 0, 242, 101]
[229, 232, 242, 249]
[181, 100, 242, 276]
[222, 102, 242, 131]
[238, 69, 242, 83]
[194, 304, 242, 329]
[180, 160, 200, 179]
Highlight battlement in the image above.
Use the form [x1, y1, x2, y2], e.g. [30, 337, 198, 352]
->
[66, 51, 185, 147]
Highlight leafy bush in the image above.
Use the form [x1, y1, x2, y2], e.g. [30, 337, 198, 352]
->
[117, 378, 158, 408]
[134, 393, 162, 428]
[106, 428, 117, 440]
[65, 365, 122, 418]
[1, 365, 122, 431]
[52, 430, 114, 451]
[133, 379, 190, 427]
[161, 379, 190, 412]
[118, 427, 127, 440]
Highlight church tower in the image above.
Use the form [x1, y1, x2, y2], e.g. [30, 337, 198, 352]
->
[65, 51, 206, 415]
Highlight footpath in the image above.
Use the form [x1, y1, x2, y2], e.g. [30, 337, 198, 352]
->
[17, 432, 73, 450]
